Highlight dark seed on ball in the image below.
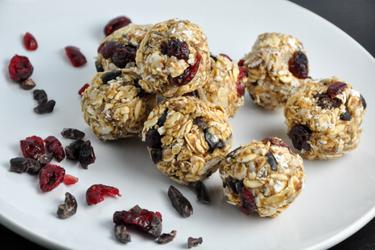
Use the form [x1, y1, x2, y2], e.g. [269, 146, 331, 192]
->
[288, 124, 312, 151]
[150, 148, 163, 164]
[95, 60, 104, 72]
[204, 129, 225, 153]
[225, 176, 243, 195]
[340, 110, 352, 121]
[360, 94, 367, 110]
[145, 128, 162, 148]
[156, 109, 168, 127]
[266, 152, 278, 171]
[101, 70, 122, 84]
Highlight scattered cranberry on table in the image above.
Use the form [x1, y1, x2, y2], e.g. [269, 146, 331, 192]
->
[23, 32, 38, 51]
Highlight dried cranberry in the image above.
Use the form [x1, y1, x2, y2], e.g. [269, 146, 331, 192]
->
[288, 124, 312, 151]
[145, 129, 162, 148]
[65, 140, 84, 161]
[63, 174, 79, 185]
[45, 136, 65, 162]
[170, 53, 201, 86]
[34, 100, 56, 114]
[327, 82, 347, 98]
[239, 188, 256, 215]
[64, 46, 87, 67]
[236, 66, 247, 97]
[23, 32, 38, 51]
[288, 51, 308, 79]
[160, 39, 189, 60]
[111, 45, 137, 68]
[104, 16, 132, 36]
[8, 55, 33, 82]
[86, 184, 120, 205]
[78, 140, 96, 168]
[266, 152, 277, 171]
[39, 164, 65, 192]
[113, 205, 162, 238]
[20, 136, 45, 159]
[33, 89, 48, 104]
[61, 128, 85, 140]
[219, 53, 232, 61]
[101, 70, 122, 84]
[238, 59, 245, 67]
[98, 41, 117, 58]
[78, 83, 90, 96]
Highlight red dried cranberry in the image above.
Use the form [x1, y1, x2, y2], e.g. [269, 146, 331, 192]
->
[20, 136, 45, 159]
[104, 16, 132, 36]
[23, 32, 38, 51]
[315, 93, 342, 109]
[288, 51, 308, 79]
[86, 184, 121, 205]
[236, 66, 247, 97]
[288, 124, 312, 151]
[170, 53, 201, 86]
[326, 82, 347, 98]
[111, 45, 137, 68]
[64, 46, 87, 67]
[238, 59, 245, 67]
[8, 55, 34, 82]
[219, 53, 232, 61]
[78, 83, 90, 96]
[63, 174, 79, 185]
[113, 205, 162, 238]
[160, 39, 189, 60]
[39, 164, 65, 192]
[98, 41, 117, 58]
[239, 188, 256, 215]
[44, 136, 65, 162]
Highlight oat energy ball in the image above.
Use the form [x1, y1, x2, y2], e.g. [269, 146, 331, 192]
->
[142, 96, 232, 184]
[136, 19, 211, 97]
[219, 137, 304, 218]
[241, 33, 309, 110]
[193, 54, 245, 117]
[81, 69, 156, 140]
[96, 24, 151, 72]
[285, 78, 367, 160]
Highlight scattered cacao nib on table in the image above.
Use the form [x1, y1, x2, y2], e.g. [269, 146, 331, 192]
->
[114, 224, 131, 244]
[65, 140, 85, 160]
[32, 89, 56, 114]
[57, 192, 77, 219]
[64, 139, 95, 168]
[155, 230, 176, 244]
[23, 32, 38, 51]
[190, 181, 210, 204]
[64, 46, 87, 67]
[86, 184, 121, 205]
[168, 185, 193, 218]
[187, 236, 203, 248]
[9, 157, 41, 174]
[113, 205, 162, 238]
[20, 78, 36, 90]
[39, 163, 65, 192]
[104, 16, 132, 36]
[61, 128, 85, 140]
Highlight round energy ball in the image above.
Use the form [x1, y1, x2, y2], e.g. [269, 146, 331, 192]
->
[219, 137, 304, 218]
[136, 19, 211, 97]
[142, 96, 232, 184]
[285, 77, 367, 160]
[81, 69, 156, 140]
[96, 24, 151, 72]
[193, 54, 245, 117]
[241, 32, 309, 110]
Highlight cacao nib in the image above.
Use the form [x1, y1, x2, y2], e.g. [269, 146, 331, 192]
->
[104, 16, 132, 36]
[20, 78, 36, 90]
[168, 185, 193, 218]
[34, 100, 56, 114]
[78, 140, 96, 168]
[156, 230, 176, 244]
[160, 39, 189, 60]
[288, 124, 312, 151]
[204, 129, 225, 153]
[61, 128, 85, 140]
[156, 109, 168, 127]
[225, 176, 243, 195]
[187, 237, 203, 248]
[114, 224, 131, 244]
[145, 129, 162, 148]
[65, 140, 84, 161]
[95, 60, 104, 72]
[57, 192, 77, 219]
[33, 89, 48, 104]
[86, 184, 120, 205]
[9, 157, 40, 174]
[288, 51, 308, 79]
[266, 152, 277, 171]
[113, 205, 162, 238]
[101, 70, 122, 84]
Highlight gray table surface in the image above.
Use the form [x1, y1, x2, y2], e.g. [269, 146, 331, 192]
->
[1, 0, 374, 249]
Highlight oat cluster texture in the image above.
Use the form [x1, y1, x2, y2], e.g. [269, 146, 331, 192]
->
[80, 19, 367, 218]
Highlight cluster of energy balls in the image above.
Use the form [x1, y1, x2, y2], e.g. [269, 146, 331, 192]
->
[81, 19, 367, 218]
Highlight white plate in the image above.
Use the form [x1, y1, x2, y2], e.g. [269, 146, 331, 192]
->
[0, 0, 374, 249]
